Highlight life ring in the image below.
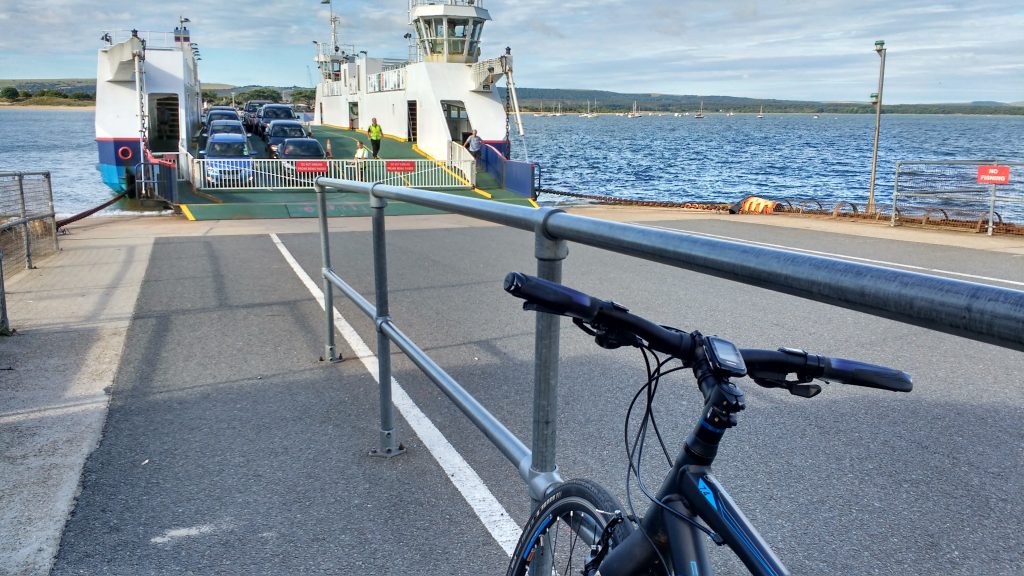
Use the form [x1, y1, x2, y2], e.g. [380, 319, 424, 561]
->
[117, 146, 133, 161]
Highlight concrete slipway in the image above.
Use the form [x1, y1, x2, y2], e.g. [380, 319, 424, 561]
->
[2, 208, 1022, 575]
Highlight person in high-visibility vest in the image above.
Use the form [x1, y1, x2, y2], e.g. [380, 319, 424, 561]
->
[368, 117, 383, 159]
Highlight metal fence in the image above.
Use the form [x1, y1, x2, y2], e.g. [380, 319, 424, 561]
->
[0, 172, 59, 333]
[312, 177, 1024, 517]
[188, 157, 472, 190]
[893, 160, 1024, 235]
[479, 143, 537, 198]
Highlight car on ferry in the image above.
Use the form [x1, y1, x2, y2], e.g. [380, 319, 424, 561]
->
[243, 100, 273, 131]
[198, 133, 255, 187]
[264, 120, 309, 157]
[197, 119, 247, 150]
[256, 104, 297, 138]
[277, 137, 328, 186]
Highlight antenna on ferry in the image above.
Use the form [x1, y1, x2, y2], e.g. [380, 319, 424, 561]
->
[321, 0, 339, 52]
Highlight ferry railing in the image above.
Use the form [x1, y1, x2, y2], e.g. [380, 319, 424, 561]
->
[0, 172, 59, 335]
[188, 157, 472, 190]
[311, 178, 1024, 510]
[479, 142, 536, 198]
[893, 160, 1024, 236]
[447, 141, 477, 187]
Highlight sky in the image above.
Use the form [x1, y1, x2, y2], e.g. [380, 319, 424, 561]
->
[0, 0, 1021, 104]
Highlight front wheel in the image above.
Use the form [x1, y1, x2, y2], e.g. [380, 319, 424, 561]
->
[507, 479, 633, 576]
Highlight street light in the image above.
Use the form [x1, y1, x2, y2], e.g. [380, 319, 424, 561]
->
[867, 39, 887, 214]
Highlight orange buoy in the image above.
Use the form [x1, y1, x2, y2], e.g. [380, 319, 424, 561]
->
[117, 146, 133, 161]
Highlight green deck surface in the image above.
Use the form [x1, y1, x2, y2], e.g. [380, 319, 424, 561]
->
[178, 125, 534, 220]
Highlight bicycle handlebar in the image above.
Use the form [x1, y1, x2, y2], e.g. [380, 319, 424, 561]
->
[504, 272, 912, 393]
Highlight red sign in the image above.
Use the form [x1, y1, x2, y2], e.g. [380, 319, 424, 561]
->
[385, 160, 416, 173]
[295, 160, 328, 173]
[977, 165, 1010, 185]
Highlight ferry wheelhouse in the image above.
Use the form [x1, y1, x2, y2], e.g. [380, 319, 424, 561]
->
[313, 0, 524, 161]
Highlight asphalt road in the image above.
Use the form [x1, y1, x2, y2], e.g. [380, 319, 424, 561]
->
[52, 218, 1024, 575]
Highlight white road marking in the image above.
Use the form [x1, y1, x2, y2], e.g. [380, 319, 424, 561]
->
[270, 233, 520, 556]
[659, 227, 1024, 288]
[151, 524, 217, 544]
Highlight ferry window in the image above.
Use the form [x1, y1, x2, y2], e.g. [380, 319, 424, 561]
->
[433, 18, 445, 38]
[470, 20, 483, 41]
[448, 19, 468, 38]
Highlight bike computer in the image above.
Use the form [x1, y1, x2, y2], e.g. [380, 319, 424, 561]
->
[703, 336, 747, 378]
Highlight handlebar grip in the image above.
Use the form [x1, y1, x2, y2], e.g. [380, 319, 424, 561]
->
[823, 357, 913, 392]
[503, 272, 603, 321]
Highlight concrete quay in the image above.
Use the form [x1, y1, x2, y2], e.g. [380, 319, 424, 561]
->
[2, 208, 1022, 575]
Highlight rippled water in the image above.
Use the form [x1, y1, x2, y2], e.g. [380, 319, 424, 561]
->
[1, 108, 1021, 217]
[0, 108, 117, 217]
[513, 113, 1023, 209]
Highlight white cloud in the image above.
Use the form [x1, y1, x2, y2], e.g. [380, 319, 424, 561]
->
[0, 0, 1020, 102]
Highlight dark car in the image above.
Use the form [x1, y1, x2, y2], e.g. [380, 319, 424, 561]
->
[201, 109, 242, 136]
[197, 119, 246, 151]
[264, 121, 309, 157]
[256, 104, 296, 138]
[199, 133, 255, 186]
[277, 138, 328, 186]
[243, 100, 273, 131]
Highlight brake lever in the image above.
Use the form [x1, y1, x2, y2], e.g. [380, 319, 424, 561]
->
[570, 318, 641, 349]
[751, 376, 822, 398]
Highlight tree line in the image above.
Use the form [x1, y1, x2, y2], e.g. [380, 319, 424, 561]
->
[1, 86, 94, 102]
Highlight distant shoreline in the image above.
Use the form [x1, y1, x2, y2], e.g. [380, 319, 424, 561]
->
[0, 103, 95, 111]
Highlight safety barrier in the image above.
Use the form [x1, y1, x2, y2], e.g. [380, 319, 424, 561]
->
[447, 141, 476, 187]
[188, 156, 472, 190]
[0, 172, 59, 334]
[894, 160, 1024, 235]
[312, 177, 1024, 514]
[479, 142, 536, 198]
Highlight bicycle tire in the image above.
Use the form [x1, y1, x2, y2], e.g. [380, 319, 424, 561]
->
[507, 479, 633, 576]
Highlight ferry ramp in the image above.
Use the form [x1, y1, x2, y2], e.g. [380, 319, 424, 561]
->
[3, 210, 1023, 575]
[176, 125, 533, 221]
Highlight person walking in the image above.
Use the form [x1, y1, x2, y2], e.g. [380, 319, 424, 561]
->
[463, 129, 483, 160]
[368, 117, 383, 159]
[353, 141, 369, 180]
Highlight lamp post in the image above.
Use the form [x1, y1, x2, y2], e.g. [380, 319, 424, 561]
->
[867, 40, 887, 214]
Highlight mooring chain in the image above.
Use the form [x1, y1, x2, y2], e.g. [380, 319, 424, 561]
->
[535, 188, 731, 212]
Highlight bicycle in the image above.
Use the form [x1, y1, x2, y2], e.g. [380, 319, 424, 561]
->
[502, 272, 912, 576]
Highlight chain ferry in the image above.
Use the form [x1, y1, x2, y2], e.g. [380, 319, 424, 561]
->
[93, 2, 535, 220]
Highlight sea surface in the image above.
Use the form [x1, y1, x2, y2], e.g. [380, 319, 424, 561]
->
[1, 107, 1021, 217]
[513, 113, 1023, 210]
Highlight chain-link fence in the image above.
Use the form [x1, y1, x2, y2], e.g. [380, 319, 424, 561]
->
[1, 171, 59, 333]
[893, 160, 1024, 235]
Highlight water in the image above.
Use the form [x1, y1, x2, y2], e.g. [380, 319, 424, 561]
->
[1, 108, 1021, 217]
[512, 114, 1024, 210]
[0, 108, 117, 217]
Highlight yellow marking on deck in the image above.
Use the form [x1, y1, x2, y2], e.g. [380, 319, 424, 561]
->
[472, 188, 492, 199]
[180, 204, 196, 221]
[529, 199, 539, 208]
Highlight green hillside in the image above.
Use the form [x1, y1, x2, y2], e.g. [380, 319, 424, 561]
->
[2, 78, 1020, 115]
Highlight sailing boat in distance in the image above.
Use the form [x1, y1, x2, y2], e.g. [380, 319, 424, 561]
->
[627, 100, 641, 118]
[693, 100, 704, 119]
[757, 105, 765, 119]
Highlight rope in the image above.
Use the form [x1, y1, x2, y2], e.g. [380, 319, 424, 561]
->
[536, 188, 732, 212]
[56, 190, 131, 230]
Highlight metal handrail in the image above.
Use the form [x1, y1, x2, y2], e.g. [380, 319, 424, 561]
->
[313, 177, 1024, 509]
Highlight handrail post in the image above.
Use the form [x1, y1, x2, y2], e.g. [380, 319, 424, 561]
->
[45, 172, 58, 252]
[529, 208, 568, 506]
[17, 174, 32, 270]
[369, 184, 405, 458]
[316, 183, 339, 362]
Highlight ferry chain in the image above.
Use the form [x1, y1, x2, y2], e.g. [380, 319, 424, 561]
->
[535, 188, 732, 212]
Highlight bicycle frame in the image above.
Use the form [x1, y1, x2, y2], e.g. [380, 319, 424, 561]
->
[597, 376, 789, 576]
